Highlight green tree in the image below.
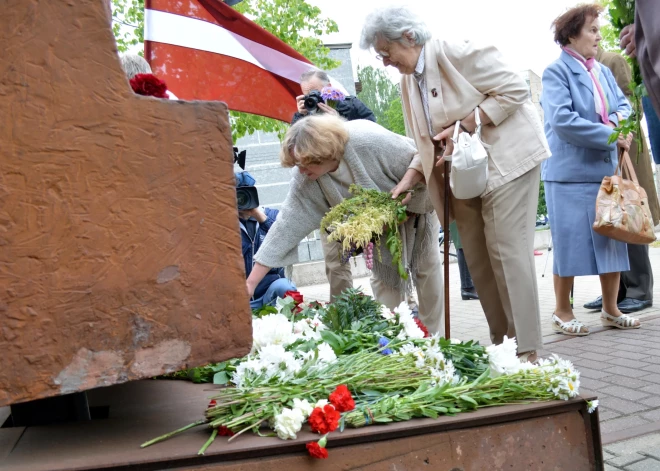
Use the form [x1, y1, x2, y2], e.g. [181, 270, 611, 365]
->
[111, 0, 144, 54]
[356, 66, 405, 136]
[356, 66, 399, 130]
[598, 0, 619, 52]
[110, 0, 340, 142]
[384, 95, 406, 136]
[537, 181, 547, 217]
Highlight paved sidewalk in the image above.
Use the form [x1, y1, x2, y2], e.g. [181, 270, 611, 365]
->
[300, 246, 660, 345]
[299, 247, 660, 467]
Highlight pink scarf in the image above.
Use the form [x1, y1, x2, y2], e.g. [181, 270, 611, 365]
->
[563, 46, 610, 124]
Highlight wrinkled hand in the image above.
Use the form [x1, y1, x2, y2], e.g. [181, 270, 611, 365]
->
[391, 169, 424, 205]
[620, 24, 636, 58]
[296, 95, 308, 114]
[617, 132, 633, 152]
[317, 103, 339, 116]
[433, 125, 456, 167]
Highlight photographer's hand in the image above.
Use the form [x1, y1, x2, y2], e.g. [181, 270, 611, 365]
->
[239, 208, 267, 222]
[296, 95, 308, 115]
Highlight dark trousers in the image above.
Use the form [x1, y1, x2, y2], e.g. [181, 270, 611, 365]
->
[619, 243, 654, 301]
[457, 248, 474, 291]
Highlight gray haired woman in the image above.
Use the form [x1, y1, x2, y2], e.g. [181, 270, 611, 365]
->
[245, 114, 445, 335]
[361, 7, 551, 361]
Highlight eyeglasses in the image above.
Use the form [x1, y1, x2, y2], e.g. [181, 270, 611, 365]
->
[375, 51, 390, 61]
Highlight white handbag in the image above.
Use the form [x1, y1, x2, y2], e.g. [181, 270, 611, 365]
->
[448, 107, 490, 200]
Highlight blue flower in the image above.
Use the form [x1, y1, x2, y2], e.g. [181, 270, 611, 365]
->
[381, 348, 393, 355]
[378, 337, 390, 347]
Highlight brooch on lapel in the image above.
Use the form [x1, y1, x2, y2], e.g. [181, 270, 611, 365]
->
[431, 88, 438, 97]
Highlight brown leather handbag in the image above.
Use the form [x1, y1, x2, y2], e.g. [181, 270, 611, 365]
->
[593, 149, 656, 244]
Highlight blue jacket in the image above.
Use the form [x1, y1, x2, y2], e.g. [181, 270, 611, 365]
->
[240, 207, 285, 300]
[541, 51, 631, 183]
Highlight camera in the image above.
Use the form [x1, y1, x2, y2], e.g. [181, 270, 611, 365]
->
[236, 186, 259, 211]
[303, 90, 325, 113]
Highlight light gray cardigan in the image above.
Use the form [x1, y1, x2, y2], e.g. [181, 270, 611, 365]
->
[255, 120, 436, 288]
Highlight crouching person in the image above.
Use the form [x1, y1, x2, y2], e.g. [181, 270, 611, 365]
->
[236, 171, 296, 309]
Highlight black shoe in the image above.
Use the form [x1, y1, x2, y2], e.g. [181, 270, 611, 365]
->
[583, 296, 602, 310]
[461, 289, 479, 300]
[617, 298, 652, 313]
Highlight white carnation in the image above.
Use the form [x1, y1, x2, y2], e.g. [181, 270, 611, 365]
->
[292, 398, 314, 417]
[316, 342, 338, 364]
[486, 336, 522, 377]
[252, 314, 296, 351]
[273, 407, 304, 440]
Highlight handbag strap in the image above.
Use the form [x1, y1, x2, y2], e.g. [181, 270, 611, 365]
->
[452, 106, 484, 141]
[616, 149, 640, 184]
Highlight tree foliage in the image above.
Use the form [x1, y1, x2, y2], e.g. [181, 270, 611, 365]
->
[384, 96, 406, 136]
[111, 0, 144, 54]
[602, 0, 645, 155]
[356, 66, 398, 130]
[598, 0, 619, 52]
[110, 0, 340, 142]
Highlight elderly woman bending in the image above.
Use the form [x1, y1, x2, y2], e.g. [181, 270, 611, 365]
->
[245, 115, 444, 334]
[360, 7, 551, 361]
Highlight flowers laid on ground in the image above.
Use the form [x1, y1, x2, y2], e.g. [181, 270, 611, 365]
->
[321, 185, 409, 278]
[143, 289, 589, 459]
[320, 86, 345, 109]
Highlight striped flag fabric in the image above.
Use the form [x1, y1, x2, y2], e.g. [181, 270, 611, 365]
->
[144, 0, 334, 122]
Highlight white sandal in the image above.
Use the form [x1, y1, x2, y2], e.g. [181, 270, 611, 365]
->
[601, 311, 641, 329]
[552, 314, 589, 336]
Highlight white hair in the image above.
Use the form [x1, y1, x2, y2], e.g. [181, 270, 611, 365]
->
[119, 54, 152, 79]
[360, 6, 431, 50]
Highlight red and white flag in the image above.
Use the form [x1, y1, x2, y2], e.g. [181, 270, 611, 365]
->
[144, 0, 334, 122]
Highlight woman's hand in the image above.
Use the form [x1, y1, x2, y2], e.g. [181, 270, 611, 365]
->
[246, 280, 256, 298]
[391, 168, 425, 205]
[617, 132, 633, 152]
[433, 125, 455, 167]
[245, 262, 271, 299]
[318, 103, 339, 116]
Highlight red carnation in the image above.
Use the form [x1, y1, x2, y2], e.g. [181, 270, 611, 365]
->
[308, 405, 340, 434]
[207, 399, 217, 409]
[284, 290, 304, 305]
[329, 384, 355, 412]
[217, 426, 234, 437]
[414, 318, 430, 338]
[130, 73, 169, 98]
[306, 441, 329, 459]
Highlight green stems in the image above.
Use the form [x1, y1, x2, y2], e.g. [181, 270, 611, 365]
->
[140, 419, 207, 448]
[198, 428, 218, 455]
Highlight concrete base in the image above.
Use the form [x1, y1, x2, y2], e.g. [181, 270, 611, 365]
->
[0, 380, 603, 471]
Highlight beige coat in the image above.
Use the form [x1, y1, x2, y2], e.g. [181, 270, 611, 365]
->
[401, 39, 550, 222]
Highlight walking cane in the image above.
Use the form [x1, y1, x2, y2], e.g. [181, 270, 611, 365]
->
[434, 140, 450, 339]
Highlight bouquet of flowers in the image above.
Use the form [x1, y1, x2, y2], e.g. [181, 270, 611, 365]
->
[320, 185, 408, 279]
[321, 86, 345, 109]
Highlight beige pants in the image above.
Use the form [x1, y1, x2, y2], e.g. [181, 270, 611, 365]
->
[369, 214, 445, 336]
[321, 231, 353, 301]
[452, 166, 542, 353]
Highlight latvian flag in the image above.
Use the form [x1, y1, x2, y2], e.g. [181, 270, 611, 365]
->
[144, 0, 328, 122]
